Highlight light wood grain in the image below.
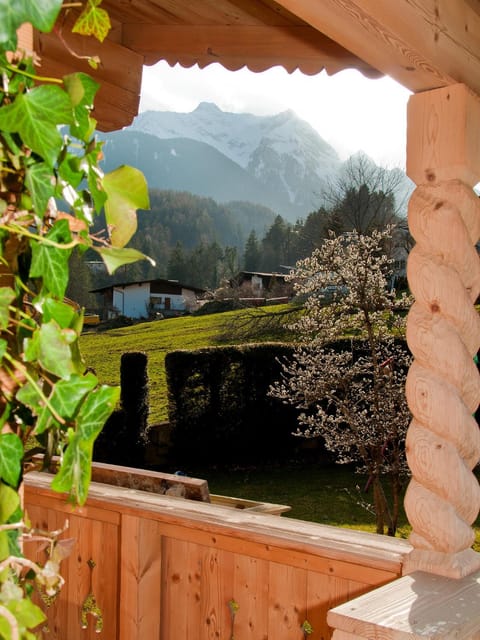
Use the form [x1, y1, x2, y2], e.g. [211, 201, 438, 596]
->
[16, 24, 33, 52]
[404, 83, 480, 577]
[122, 24, 378, 74]
[407, 84, 480, 186]
[25, 503, 120, 639]
[25, 472, 409, 577]
[120, 515, 162, 640]
[268, 562, 307, 639]
[232, 554, 269, 639]
[24, 472, 407, 639]
[328, 570, 480, 640]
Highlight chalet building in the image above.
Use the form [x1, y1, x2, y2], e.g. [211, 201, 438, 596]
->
[232, 270, 291, 296]
[91, 279, 206, 320]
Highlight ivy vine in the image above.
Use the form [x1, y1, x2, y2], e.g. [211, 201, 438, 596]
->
[0, 1, 151, 636]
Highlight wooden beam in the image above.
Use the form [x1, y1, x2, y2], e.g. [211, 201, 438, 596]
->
[123, 24, 382, 77]
[275, 0, 480, 94]
[407, 84, 480, 186]
[34, 16, 144, 131]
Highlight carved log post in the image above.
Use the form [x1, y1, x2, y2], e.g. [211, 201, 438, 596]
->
[404, 83, 480, 578]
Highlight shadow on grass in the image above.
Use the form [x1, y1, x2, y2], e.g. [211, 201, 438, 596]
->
[184, 460, 411, 538]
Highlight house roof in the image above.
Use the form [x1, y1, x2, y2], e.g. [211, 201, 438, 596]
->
[33, 1, 480, 132]
[237, 270, 288, 279]
[90, 278, 206, 295]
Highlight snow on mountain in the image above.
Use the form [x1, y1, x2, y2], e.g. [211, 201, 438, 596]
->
[132, 102, 262, 168]
[124, 102, 412, 220]
[131, 103, 342, 215]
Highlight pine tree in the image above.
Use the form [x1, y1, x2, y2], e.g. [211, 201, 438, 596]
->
[243, 230, 261, 270]
[167, 241, 189, 282]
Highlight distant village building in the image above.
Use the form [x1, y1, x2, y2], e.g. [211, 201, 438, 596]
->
[232, 271, 291, 296]
[91, 279, 206, 320]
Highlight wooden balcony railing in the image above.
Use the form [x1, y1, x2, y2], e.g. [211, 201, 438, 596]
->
[24, 466, 410, 640]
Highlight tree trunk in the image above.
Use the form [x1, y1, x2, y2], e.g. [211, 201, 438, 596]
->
[373, 476, 395, 536]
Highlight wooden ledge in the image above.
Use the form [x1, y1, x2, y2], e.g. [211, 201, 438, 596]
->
[24, 470, 411, 581]
[328, 569, 480, 640]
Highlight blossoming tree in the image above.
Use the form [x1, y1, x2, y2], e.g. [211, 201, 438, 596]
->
[271, 226, 411, 535]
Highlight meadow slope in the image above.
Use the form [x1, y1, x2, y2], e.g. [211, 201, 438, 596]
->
[80, 304, 299, 423]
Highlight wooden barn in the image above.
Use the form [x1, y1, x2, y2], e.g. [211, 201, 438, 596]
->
[19, 2, 480, 639]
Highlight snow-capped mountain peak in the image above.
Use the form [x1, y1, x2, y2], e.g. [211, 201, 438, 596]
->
[131, 103, 341, 213]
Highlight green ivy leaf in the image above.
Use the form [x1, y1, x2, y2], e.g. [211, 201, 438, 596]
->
[24, 162, 55, 218]
[87, 164, 107, 213]
[6, 597, 46, 634]
[103, 165, 149, 248]
[0, 434, 22, 488]
[57, 154, 84, 189]
[63, 73, 99, 140]
[42, 298, 77, 329]
[72, 0, 111, 43]
[37, 321, 76, 380]
[0, 0, 63, 50]
[0, 338, 6, 361]
[15, 382, 41, 416]
[0, 531, 9, 565]
[77, 385, 120, 442]
[0, 482, 19, 525]
[35, 373, 97, 435]
[51, 385, 120, 504]
[23, 321, 76, 379]
[0, 488, 19, 561]
[96, 246, 155, 275]
[0, 86, 73, 167]
[29, 219, 73, 298]
[69, 334, 85, 376]
[86, 140, 107, 213]
[0, 288, 14, 329]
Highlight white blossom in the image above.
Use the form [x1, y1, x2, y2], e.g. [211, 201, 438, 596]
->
[271, 226, 412, 535]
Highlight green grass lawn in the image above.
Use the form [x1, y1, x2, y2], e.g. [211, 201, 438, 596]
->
[80, 304, 299, 423]
[190, 461, 411, 537]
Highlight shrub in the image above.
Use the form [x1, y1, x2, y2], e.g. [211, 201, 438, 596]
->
[166, 343, 308, 465]
[94, 352, 149, 466]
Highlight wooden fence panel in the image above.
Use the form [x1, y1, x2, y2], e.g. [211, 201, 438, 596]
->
[120, 515, 163, 640]
[232, 554, 269, 639]
[268, 562, 308, 639]
[25, 497, 120, 640]
[24, 472, 411, 640]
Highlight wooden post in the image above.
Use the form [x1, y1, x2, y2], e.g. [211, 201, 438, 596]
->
[16, 23, 33, 53]
[404, 83, 480, 578]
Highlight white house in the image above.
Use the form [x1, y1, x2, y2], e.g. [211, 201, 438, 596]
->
[92, 279, 206, 320]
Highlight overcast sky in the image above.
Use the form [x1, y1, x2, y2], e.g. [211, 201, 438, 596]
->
[139, 61, 412, 169]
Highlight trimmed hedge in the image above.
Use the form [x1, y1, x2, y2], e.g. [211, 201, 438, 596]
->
[165, 339, 410, 466]
[94, 351, 149, 467]
[165, 343, 304, 464]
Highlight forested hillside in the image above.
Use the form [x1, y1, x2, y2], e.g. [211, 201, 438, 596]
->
[68, 155, 409, 307]
[76, 190, 277, 296]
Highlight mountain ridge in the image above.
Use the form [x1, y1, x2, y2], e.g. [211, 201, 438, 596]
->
[98, 102, 411, 221]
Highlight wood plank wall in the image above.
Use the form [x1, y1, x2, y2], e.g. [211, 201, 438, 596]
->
[24, 473, 410, 640]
